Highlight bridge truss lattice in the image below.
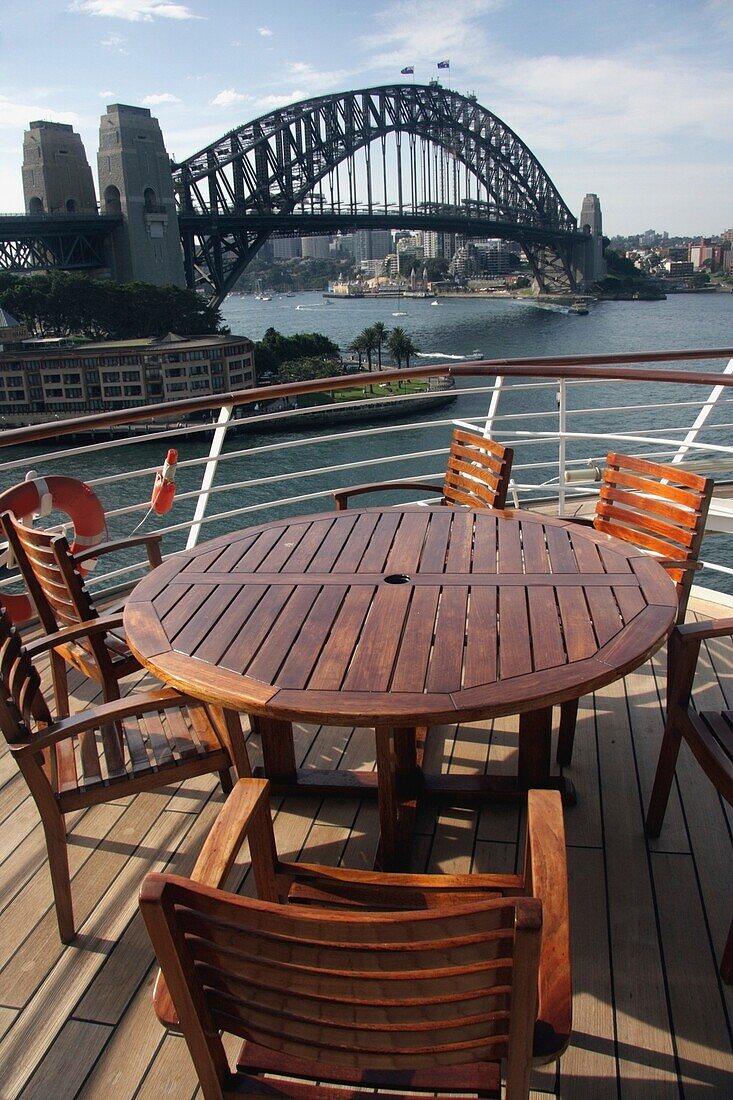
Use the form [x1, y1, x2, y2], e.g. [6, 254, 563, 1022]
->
[173, 84, 585, 304]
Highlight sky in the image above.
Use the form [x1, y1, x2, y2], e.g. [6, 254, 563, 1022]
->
[1, 0, 732, 237]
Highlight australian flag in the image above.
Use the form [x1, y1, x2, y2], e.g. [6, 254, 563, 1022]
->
[437, 60, 450, 69]
[401, 66, 414, 75]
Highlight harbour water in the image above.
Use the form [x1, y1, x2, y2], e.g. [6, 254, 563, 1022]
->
[1, 289, 732, 590]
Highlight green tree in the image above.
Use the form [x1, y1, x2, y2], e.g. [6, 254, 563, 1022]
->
[349, 332, 367, 370]
[387, 326, 419, 369]
[372, 321, 388, 370]
[359, 326, 379, 372]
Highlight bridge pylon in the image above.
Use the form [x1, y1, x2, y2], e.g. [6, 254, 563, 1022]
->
[97, 104, 185, 288]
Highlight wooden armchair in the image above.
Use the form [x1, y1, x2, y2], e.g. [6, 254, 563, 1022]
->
[140, 779, 571, 1100]
[557, 451, 713, 766]
[646, 616, 733, 983]
[0, 601, 250, 942]
[1, 509, 163, 714]
[333, 427, 514, 512]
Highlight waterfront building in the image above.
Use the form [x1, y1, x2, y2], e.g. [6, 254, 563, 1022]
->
[0, 332, 254, 424]
[0, 308, 29, 349]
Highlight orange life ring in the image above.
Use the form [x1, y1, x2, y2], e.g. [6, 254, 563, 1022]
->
[0, 475, 107, 625]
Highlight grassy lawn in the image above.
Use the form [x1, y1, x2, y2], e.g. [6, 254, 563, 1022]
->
[300, 378, 429, 407]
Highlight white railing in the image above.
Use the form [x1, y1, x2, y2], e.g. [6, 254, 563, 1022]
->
[1, 349, 733, 602]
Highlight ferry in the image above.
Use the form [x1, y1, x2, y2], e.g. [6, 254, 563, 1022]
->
[1, 346, 733, 1095]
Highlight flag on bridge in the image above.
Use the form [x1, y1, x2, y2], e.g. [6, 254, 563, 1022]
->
[401, 66, 414, 74]
[437, 60, 450, 69]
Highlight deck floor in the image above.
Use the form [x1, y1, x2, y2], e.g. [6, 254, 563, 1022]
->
[1, 591, 732, 1098]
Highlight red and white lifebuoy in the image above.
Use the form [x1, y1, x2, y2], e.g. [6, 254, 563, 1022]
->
[0, 473, 107, 625]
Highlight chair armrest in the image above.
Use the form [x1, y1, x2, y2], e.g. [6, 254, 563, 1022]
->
[676, 616, 733, 643]
[74, 532, 163, 568]
[333, 481, 442, 510]
[525, 789, 572, 1062]
[24, 613, 124, 657]
[9, 686, 189, 757]
[656, 558, 703, 573]
[152, 778, 277, 1029]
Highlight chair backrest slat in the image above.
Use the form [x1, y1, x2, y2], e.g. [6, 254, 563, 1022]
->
[594, 452, 713, 620]
[2, 513, 97, 633]
[143, 874, 541, 1078]
[0, 603, 53, 743]
[441, 429, 514, 511]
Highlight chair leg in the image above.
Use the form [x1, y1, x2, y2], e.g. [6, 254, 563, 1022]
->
[645, 719, 683, 838]
[41, 809, 75, 942]
[219, 767, 234, 795]
[721, 917, 733, 984]
[556, 698, 579, 766]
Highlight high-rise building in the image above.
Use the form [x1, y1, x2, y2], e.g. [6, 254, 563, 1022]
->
[353, 229, 392, 263]
[272, 237, 301, 259]
[300, 235, 331, 259]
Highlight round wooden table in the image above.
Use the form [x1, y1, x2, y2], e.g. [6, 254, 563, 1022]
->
[125, 506, 678, 869]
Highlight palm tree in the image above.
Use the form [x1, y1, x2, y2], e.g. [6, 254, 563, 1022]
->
[348, 333, 366, 371]
[359, 326, 378, 372]
[372, 321, 387, 370]
[402, 334, 418, 369]
[387, 326, 406, 368]
[387, 327, 420, 371]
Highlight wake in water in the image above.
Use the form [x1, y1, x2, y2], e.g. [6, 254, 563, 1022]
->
[416, 351, 470, 360]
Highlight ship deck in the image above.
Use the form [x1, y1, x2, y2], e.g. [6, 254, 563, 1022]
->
[1, 588, 732, 1098]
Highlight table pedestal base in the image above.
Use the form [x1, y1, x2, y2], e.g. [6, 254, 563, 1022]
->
[252, 709, 576, 871]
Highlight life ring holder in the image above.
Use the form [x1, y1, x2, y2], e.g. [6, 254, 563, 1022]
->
[0, 473, 107, 625]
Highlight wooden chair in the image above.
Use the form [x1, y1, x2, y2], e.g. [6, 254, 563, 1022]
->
[333, 427, 514, 511]
[140, 778, 571, 1100]
[646, 616, 733, 983]
[557, 451, 713, 766]
[1, 508, 163, 715]
[0, 600, 249, 943]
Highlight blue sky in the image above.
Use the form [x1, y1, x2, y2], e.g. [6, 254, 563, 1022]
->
[1, 0, 731, 235]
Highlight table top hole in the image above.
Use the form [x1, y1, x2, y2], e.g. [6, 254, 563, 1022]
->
[384, 573, 411, 584]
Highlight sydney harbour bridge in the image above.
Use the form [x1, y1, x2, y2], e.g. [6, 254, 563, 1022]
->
[1, 84, 598, 306]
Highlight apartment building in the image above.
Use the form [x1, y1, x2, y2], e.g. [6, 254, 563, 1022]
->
[0, 331, 255, 421]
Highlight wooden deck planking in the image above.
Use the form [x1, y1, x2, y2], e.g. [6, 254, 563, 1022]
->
[0, 594, 731, 1096]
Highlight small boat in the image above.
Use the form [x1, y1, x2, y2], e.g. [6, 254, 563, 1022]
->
[392, 310, 408, 317]
[260, 295, 272, 302]
[430, 300, 439, 306]
[466, 349, 483, 360]
[285, 292, 295, 298]
[569, 303, 589, 315]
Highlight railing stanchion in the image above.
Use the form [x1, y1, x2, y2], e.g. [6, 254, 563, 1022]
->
[558, 378, 567, 516]
[482, 376, 504, 440]
[671, 358, 733, 465]
[186, 404, 233, 550]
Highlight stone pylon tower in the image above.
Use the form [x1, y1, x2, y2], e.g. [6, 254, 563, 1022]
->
[574, 193, 606, 289]
[22, 121, 97, 214]
[97, 104, 185, 287]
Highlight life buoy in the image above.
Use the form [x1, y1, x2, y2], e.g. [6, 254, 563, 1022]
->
[0, 474, 107, 625]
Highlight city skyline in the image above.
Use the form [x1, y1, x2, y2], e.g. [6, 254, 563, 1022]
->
[1, 0, 732, 236]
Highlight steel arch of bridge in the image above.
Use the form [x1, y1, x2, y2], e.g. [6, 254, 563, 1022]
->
[173, 84, 584, 304]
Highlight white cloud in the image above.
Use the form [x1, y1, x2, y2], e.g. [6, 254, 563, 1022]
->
[68, 0, 199, 22]
[210, 88, 250, 108]
[142, 92, 181, 105]
[98, 89, 115, 98]
[0, 96, 79, 130]
[365, 0, 501, 68]
[258, 26, 273, 37]
[101, 33, 127, 52]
